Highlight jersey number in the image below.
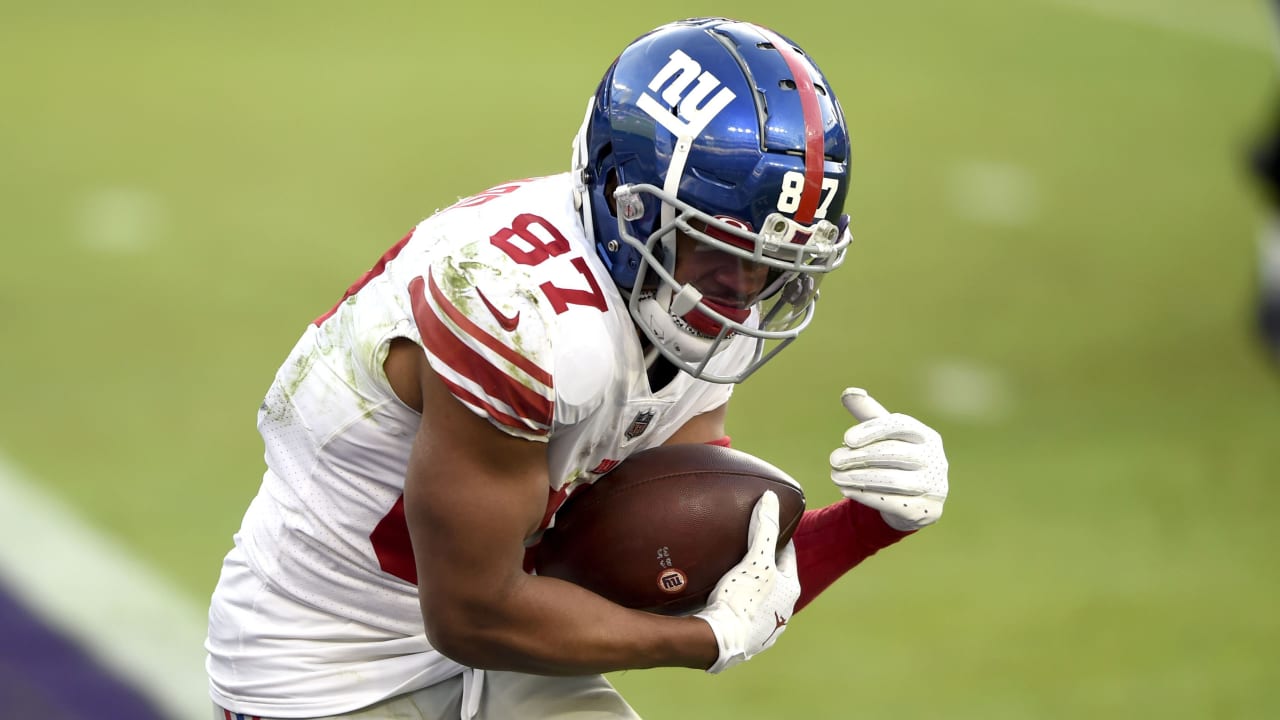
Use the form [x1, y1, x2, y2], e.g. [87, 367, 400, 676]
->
[489, 213, 608, 313]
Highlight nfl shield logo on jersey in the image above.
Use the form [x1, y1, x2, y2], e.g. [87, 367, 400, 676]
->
[624, 410, 656, 441]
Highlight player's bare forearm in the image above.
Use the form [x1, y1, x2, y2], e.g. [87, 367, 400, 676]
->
[404, 358, 718, 674]
[420, 563, 719, 674]
[407, 455, 719, 673]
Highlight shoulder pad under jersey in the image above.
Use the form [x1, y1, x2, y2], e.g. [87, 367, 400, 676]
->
[405, 177, 620, 440]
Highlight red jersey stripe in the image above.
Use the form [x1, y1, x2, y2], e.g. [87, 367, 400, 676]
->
[758, 27, 825, 224]
[437, 370, 548, 437]
[426, 271, 553, 387]
[409, 276, 553, 433]
[314, 231, 414, 326]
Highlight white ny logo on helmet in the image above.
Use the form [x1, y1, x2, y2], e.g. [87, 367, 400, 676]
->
[637, 50, 737, 138]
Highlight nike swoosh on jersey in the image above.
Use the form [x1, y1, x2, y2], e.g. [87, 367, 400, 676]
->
[409, 272, 553, 437]
[476, 286, 520, 331]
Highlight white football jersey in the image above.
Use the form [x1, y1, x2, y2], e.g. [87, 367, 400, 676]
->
[206, 173, 754, 717]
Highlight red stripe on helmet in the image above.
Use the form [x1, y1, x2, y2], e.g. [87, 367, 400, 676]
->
[756, 26, 825, 225]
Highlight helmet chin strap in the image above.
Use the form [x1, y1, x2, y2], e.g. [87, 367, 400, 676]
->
[585, 99, 751, 376]
[638, 131, 725, 364]
[658, 134, 693, 273]
[635, 290, 721, 365]
[642, 344, 660, 369]
[662, 136, 693, 223]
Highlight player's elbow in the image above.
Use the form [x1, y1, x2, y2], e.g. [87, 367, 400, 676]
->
[421, 594, 477, 663]
[423, 621, 479, 667]
[420, 592, 513, 668]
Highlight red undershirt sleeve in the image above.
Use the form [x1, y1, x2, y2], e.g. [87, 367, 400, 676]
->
[704, 437, 914, 613]
[791, 499, 914, 612]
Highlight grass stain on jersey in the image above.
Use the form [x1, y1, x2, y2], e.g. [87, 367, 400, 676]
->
[437, 250, 556, 411]
[282, 345, 319, 403]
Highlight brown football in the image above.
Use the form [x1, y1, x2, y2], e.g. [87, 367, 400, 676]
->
[533, 443, 805, 615]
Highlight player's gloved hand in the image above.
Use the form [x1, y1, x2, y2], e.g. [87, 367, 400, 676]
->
[694, 490, 800, 674]
[830, 388, 949, 531]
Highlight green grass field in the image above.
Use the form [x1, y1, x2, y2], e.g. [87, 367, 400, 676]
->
[3, 1, 1278, 717]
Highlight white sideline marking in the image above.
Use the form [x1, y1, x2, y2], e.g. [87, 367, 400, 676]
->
[947, 161, 1039, 228]
[924, 359, 1013, 423]
[1044, 0, 1271, 53]
[0, 452, 209, 720]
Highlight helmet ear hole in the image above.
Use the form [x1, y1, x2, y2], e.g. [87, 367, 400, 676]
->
[592, 140, 616, 214]
[604, 168, 619, 217]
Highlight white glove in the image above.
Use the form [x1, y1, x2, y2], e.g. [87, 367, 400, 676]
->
[830, 388, 949, 531]
[694, 491, 800, 674]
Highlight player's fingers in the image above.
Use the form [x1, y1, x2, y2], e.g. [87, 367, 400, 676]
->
[774, 539, 798, 576]
[829, 441, 924, 471]
[831, 468, 926, 496]
[746, 490, 780, 554]
[841, 491, 943, 530]
[841, 387, 889, 422]
[841, 418, 927, 450]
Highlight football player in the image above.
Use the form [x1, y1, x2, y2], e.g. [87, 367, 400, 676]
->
[206, 17, 949, 719]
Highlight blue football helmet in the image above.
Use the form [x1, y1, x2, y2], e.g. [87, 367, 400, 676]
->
[572, 17, 853, 383]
